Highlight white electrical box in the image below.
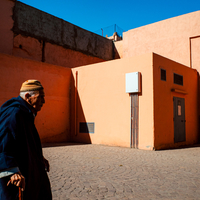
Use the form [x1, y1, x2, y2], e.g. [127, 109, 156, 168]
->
[126, 72, 141, 93]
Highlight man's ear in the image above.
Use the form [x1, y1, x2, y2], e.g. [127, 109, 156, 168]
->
[24, 92, 31, 101]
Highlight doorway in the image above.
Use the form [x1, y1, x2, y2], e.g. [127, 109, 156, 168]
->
[173, 97, 186, 143]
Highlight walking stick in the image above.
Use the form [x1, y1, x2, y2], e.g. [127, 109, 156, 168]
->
[19, 187, 23, 200]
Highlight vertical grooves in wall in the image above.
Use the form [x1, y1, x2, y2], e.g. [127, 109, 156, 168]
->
[189, 35, 200, 68]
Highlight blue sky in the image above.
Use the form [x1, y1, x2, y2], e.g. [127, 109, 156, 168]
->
[18, 0, 200, 37]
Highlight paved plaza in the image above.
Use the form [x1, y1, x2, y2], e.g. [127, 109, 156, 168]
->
[43, 143, 200, 200]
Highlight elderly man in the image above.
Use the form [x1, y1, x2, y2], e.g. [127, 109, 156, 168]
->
[0, 80, 52, 200]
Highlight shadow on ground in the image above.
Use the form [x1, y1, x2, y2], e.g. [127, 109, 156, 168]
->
[42, 142, 200, 150]
[42, 142, 91, 148]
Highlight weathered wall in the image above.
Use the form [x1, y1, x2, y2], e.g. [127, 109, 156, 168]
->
[71, 54, 154, 150]
[12, 1, 114, 61]
[121, 11, 200, 70]
[0, 53, 71, 143]
[0, 0, 114, 68]
[12, 34, 105, 67]
[0, 0, 14, 55]
[153, 54, 198, 149]
[44, 42, 105, 68]
[13, 34, 43, 62]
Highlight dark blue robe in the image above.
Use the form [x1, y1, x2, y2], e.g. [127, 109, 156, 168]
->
[0, 96, 52, 200]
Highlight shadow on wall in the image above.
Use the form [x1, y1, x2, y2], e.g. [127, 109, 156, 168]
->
[114, 45, 120, 59]
[70, 71, 92, 144]
[42, 70, 92, 148]
[198, 74, 200, 143]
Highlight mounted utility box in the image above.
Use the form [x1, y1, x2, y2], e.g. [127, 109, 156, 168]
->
[126, 72, 141, 93]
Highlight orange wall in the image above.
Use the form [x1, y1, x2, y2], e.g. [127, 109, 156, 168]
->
[71, 54, 154, 149]
[0, 53, 71, 143]
[13, 34, 43, 62]
[70, 53, 199, 150]
[153, 54, 198, 149]
[44, 43, 105, 68]
[1, 0, 199, 150]
[12, 35, 105, 67]
[0, 0, 14, 55]
[122, 11, 200, 69]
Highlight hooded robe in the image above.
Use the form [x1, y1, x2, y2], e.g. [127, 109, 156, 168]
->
[0, 96, 52, 200]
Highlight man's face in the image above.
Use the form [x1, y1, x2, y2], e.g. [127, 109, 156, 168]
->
[29, 90, 45, 112]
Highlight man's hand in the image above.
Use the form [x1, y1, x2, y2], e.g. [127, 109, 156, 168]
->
[7, 172, 25, 191]
[43, 157, 50, 172]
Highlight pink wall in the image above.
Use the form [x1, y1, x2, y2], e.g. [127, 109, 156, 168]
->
[71, 54, 154, 149]
[121, 11, 200, 70]
[0, 53, 71, 143]
[70, 53, 198, 150]
[191, 36, 200, 71]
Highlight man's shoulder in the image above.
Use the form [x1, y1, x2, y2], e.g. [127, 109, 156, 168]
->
[0, 99, 31, 132]
[0, 105, 21, 125]
[4, 106, 22, 116]
[1, 96, 29, 113]
[0, 97, 30, 121]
